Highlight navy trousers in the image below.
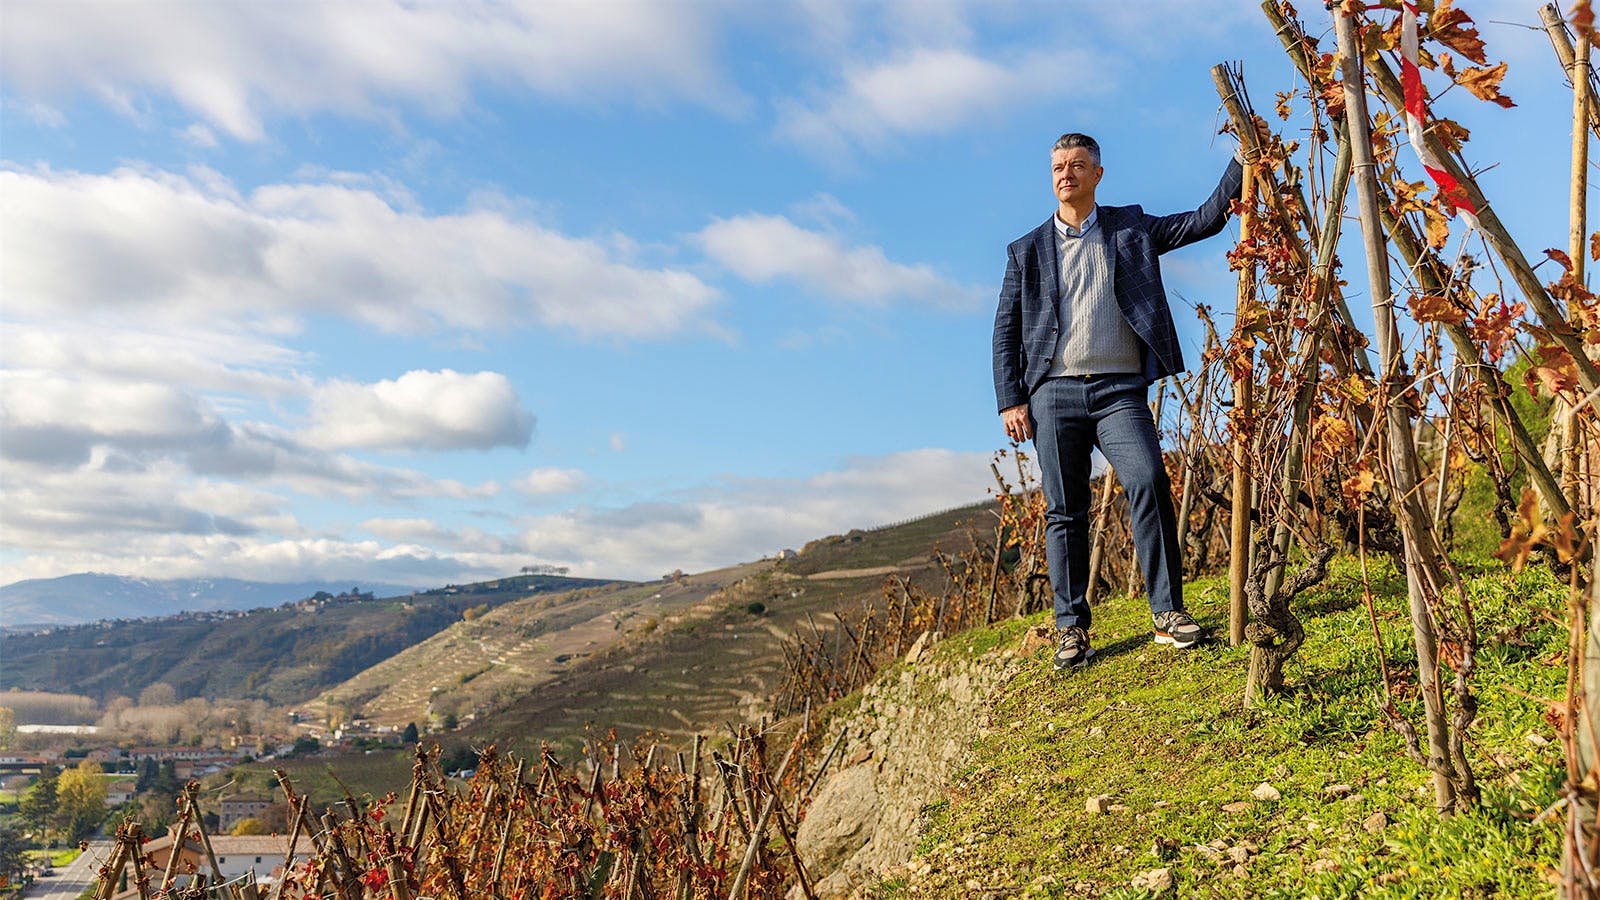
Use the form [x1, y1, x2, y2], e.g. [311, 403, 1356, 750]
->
[1029, 373, 1184, 631]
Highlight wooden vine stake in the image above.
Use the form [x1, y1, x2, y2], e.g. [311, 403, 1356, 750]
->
[1333, 4, 1459, 813]
[1217, 61, 1258, 650]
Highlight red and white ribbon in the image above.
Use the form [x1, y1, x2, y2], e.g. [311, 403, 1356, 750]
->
[1398, 0, 1480, 230]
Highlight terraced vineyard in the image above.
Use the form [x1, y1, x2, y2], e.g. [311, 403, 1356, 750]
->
[304, 502, 992, 764]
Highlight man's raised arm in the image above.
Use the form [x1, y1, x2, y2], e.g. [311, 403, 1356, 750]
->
[1142, 157, 1245, 255]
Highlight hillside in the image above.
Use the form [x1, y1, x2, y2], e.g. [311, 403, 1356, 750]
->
[0, 573, 421, 628]
[798, 559, 1563, 897]
[268, 502, 992, 779]
[0, 574, 618, 704]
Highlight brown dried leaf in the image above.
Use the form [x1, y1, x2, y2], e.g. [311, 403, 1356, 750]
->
[1428, 0, 1488, 64]
[1430, 117, 1471, 152]
[1574, 0, 1597, 42]
[1454, 62, 1515, 109]
[1341, 467, 1376, 507]
[1590, 230, 1600, 262]
[1410, 293, 1466, 325]
[1493, 489, 1548, 571]
[1525, 345, 1579, 397]
[1423, 205, 1451, 249]
[1551, 512, 1591, 565]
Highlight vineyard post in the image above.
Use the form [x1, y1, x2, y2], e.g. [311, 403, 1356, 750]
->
[1085, 471, 1116, 606]
[1357, 33, 1600, 396]
[1377, 185, 1574, 523]
[1334, 5, 1457, 812]
[1263, 0, 1574, 526]
[1565, 14, 1591, 520]
[1174, 364, 1210, 559]
[181, 784, 225, 885]
[1584, 510, 1600, 890]
[1214, 61, 1259, 649]
[1542, 3, 1600, 140]
[93, 823, 132, 900]
[156, 783, 194, 897]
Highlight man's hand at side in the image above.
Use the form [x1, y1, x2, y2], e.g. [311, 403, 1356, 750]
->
[1001, 404, 1032, 443]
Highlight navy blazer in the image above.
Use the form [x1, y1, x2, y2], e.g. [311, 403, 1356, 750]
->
[991, 158, 1244, 413]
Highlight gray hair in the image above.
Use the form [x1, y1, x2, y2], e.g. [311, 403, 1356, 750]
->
[1052, 133, 1101, 166]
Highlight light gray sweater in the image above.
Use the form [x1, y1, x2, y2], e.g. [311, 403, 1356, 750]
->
[1046, 208, 1143, 378]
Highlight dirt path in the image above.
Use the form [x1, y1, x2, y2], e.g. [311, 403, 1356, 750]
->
[805, 566, 907, 580]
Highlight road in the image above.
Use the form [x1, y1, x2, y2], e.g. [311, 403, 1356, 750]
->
[25, 840, 111, 900]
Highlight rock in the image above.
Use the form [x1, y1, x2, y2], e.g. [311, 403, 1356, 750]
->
[845, 746, 873, 766]
[1086, 794, 1113, 814]
[1228, 846, 1251, 864]
[1231, 864, 1249, 878]
[1323, 783, 1353, 798]
[1308, 858, 1338, 874]
[1525, 733, 1551, 748]
[1130, 868, 1173, 894]
[1251, 782, 1282, 802]
[1362, 811, 1388, 834]
[1221, 801, 1252, 814]
[1087, 726, 1106, 739]
[1020, 625, 1053, 654]
[794, 765, 879, 876]
[1108, 803, 1130, 813]
[905, 631, 933, 665]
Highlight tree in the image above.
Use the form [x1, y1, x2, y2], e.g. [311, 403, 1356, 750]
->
[230, 818, 267, 835]
[55, 761, 107, 841]
[0, 707, 15, 748]
[0, 823, 26, 888]
[18, 767, 59, 839]
[401, 722, 419, 744]
[138, 683, 178, 706]
[135, 757, 159, 793]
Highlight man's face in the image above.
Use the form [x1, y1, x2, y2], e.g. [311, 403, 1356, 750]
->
[1051, 147, 1103, 206]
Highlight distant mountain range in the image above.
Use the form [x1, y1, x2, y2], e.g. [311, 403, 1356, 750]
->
[0, 573, 426, 628]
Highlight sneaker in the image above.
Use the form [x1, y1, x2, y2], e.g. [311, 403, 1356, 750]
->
[1153, 610, 1203, 649]
[1053, 626, 1095, 670]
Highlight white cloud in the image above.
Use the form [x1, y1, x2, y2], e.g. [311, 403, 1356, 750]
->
[0, 448, 996, 588]
[697, 213, 981, 309]
[513, 468, 588, 496]
[776, 46, 1102, 156]
[510, 448, 996, 579]
[609, 433, 628, 452]
[0, 166, 722, 339]
[304, 369, 534, 453]
[0, 1, 737, 141]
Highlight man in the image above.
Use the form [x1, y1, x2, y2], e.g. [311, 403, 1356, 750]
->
[991, 132, 1243, 670]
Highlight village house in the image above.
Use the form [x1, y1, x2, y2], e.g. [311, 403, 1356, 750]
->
[219, 793, 274, 831]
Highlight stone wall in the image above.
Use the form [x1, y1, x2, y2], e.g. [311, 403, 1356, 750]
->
[792, 629, 1031, 898]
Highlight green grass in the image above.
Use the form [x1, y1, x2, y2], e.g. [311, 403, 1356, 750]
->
[883, 559, 1566, 898]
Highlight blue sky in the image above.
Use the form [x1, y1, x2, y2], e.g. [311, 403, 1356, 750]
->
[0, 0, 1579, 586]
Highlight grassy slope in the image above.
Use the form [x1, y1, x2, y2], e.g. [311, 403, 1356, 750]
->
[884, 559, 1564, 899]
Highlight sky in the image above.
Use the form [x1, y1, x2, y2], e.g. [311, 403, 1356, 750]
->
[0, 0, 1582, 588]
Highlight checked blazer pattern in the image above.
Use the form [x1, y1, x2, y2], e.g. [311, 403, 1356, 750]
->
[992, 158, 1245, 413]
